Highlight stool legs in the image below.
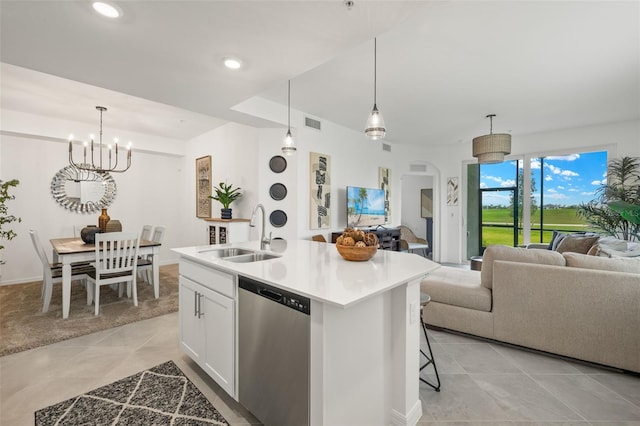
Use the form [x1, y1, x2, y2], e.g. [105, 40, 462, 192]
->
[420, 312, 441, 392]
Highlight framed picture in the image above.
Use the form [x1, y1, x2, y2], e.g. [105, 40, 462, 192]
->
[379, 167, 391, 223]
[309, 152, 331, 229]
[447, 177, 459, 206]
[196, 155, 212, 218]
[421, 188, 433, 218]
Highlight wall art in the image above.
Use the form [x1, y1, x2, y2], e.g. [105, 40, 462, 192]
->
[447, 177, 459, 206]
[421, 188, 433, 218]
[196, 155, 212, 218]
[378, 167, 391, 223]
[309, 152, 331, 229]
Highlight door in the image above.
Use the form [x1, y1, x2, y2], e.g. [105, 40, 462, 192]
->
[480, 187, 518, 250]
[179, 276, 205, 363]
[201, 285, 235, 397]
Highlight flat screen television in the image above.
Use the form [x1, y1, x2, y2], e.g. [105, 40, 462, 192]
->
[346, 186, 386, 228]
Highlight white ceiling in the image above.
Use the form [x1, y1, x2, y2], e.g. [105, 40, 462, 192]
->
[1, 1, 638, 146]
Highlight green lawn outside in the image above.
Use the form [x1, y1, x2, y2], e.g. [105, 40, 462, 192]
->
[482, 208, 586, 225]
[481, 207, 592, 246]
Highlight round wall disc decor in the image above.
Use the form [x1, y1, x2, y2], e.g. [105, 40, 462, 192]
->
[269, 210, 287, 227]
[269, 155, 287, 173]
[269, 183, 287, 201]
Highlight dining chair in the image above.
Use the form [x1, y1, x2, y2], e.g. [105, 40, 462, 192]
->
[29, 230, 92, 313]
[311, 234, 327, 243]
[138, 226, 165, 292]
[86, 232, 140, 315]
[140, 225, 153, 241]
[137, 225, 153, 281]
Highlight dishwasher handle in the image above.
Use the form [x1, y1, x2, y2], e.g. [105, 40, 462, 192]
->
[258, 287, 282, 303]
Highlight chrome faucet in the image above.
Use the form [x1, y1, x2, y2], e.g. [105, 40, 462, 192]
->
[250, 204, 271, 250]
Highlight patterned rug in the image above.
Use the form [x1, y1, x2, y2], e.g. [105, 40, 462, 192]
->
[0, 264, 179, 356]
[34, 360, 229, 425]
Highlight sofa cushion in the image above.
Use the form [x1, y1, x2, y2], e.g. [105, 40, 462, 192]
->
[563, 252, 640, 274]
[555, 234, 600, 254]
[421, 267, 491, 312]
[481, 245, 566, 289]
[548, 231, 599, 251]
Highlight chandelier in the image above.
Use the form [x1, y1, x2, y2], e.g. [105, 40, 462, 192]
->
[472, 114, 511, 164]
[69, 106, 132, 173]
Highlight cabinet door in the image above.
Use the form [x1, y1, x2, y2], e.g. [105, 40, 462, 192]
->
[179, 276, 205, 363]
[200, 285, 235, 397]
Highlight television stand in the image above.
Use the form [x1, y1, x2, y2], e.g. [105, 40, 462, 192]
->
[330, 227, 401, 251]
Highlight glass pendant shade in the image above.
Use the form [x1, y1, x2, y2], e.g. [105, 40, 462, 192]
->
[472, 114, 511, 164]
[365, 104, 386, 139]
[282, 129, 296, 156]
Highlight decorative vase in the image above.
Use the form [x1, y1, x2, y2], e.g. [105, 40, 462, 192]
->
[221, 208, 232, 219]
[98, 208, 110, 232]
[105, 219, 122, 233]
[80, 225, 101, 244]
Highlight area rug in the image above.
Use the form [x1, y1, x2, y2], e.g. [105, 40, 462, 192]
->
[34, 360, 229, 425]
[0, 264, 178, 356]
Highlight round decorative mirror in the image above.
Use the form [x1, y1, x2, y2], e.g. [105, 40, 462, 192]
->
[51, 165, 117, 213]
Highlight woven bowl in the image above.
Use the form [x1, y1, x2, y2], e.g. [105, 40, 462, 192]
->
[336, 244, 377, 261]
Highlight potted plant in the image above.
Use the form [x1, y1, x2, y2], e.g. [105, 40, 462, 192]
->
[1, 179, 22, 265]
[577, 156, 640, 241]
[210, 182, 242, 219]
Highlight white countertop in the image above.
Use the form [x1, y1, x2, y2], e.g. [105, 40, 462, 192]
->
[172, 240, 440, 308]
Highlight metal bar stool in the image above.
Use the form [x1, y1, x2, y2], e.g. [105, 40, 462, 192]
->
[420, 293, 441, 391]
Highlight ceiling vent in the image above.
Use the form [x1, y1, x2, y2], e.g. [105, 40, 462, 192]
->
[304, 116, 321, 131]
[410, 163, 428, 173]
[382, 143, 391, 152]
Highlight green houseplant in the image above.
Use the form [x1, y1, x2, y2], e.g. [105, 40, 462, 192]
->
[210, 182, 242, 219]
[1, 179, 22, 265]
[577, 156, 640, 241]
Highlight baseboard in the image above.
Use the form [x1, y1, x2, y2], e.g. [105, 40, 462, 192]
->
[390, 399, 422, 426]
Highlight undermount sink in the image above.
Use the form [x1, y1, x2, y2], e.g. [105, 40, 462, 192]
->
[224, 253, 281, 263]
[199, 248, 256, 258]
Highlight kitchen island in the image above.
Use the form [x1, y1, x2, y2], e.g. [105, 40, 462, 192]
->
[172, 239, 439, 426]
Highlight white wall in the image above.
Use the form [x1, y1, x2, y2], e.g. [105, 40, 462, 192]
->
[182, 122, 261, 246]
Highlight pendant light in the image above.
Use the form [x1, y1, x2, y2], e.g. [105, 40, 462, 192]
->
[364, 38, 386, 140]
[281, 80, 296, 156]
[472, 114, 511, 164]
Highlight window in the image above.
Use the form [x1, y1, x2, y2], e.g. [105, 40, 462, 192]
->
[472, 150, 607, 252]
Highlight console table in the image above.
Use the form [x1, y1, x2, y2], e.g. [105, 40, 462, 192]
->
[331, 227, 401, 251]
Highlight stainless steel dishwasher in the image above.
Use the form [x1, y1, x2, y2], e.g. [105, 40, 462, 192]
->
[238, 276, 310, 426]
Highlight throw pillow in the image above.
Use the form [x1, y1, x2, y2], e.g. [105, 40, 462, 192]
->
[549, 231, 588, 251]
[564, 252, 640, 274]
[555, 235, 600, 254]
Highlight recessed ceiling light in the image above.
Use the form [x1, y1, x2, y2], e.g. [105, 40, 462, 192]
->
[224, 58, 242, 70]
[93, 2, 121, 18]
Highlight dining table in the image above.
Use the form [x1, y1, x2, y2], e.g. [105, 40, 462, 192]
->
[50, 237, 162, 319]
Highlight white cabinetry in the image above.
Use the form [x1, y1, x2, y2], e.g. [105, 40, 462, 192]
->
[179, 259, 236, 397]
[204, 219, 250, 244]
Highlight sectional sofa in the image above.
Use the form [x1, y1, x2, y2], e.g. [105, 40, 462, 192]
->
[421, 244, 640, 373]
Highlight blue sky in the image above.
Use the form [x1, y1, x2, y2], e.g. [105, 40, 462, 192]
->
[480, 151, 608, 207]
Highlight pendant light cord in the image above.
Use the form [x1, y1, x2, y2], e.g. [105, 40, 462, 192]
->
[487, 113, 496, 134]
[373, 38, 377, 105]
[288, 80, 291, 129]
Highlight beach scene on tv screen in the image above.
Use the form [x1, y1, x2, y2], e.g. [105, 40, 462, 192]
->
[347, 187, 386, 227]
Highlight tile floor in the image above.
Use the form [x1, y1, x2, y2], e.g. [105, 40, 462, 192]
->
[1, 312, 639, 425]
